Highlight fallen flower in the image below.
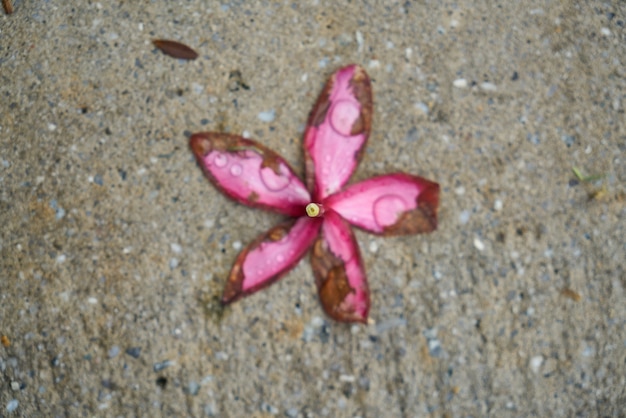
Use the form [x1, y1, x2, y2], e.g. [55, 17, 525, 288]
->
[190, 65, 439, 323]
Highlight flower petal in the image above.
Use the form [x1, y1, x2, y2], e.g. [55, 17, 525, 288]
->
[311, 211, 370, 323]
[304, 65, 373, 200]
[190, 133, 310, 217]
[222, 217, 321, 304]
[326, 173, 439, 235]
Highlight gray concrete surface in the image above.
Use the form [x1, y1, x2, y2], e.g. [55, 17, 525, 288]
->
[1, 1, 625, 417]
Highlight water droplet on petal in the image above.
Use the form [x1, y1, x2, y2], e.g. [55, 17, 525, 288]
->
[230, 164, 243, 176]
[213, 152, 228, 167]
[260, 165, 290, 191]
[373, 195, 408, 228]
[330, 100, 360, 136]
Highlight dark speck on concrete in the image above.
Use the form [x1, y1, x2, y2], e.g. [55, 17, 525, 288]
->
[125, 347, 141, 358]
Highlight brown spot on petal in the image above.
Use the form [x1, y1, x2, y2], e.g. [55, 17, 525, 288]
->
[189, 134, 212, 156]
[310, 238, 361, 322]
[260, 153, 282, 175]
[319, 265, 353, 313]
[307, 72, 333, 128]
[248, 191, 260, 203]
[268, 225, 288, 242]
[348, 66, 372, 136]
[383, 179, 440, 236]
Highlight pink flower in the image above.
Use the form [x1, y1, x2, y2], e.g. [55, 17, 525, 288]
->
[190, 65, 439, 323]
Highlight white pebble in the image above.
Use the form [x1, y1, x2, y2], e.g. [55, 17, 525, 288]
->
[339, 374, 355, 383]
[368, 241, 378, 253]
[459, 210, 471, 224]
[473, 237, 485, 251]
[6, 399, 18, 412]
[87, 297, 98, 304]
[368, 60, 380, 69]
[600, 27, 611, 37]
[530, 355, 543, 373]
[454, 186, 465, 195]
[494, 199, 503, 211]
[414, 102, 429, 115]
[47, 123, 57, 131]
[169, 258, 179, 269]
[170, 243, 182, 254]
[311, 316, 324, 328]
[56, 254, 66, 264]
[257, 110, 275, 123]
[480, 82, 497, 92]
[453, 78, 468, 88]
[355, 31, 364, 52]
[232, 241, 242, 251]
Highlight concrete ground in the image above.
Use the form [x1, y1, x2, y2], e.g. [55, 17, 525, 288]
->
[1, 1, 624, 416]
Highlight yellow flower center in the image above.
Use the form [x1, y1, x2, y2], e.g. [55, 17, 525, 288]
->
[305, 203, 322, 217]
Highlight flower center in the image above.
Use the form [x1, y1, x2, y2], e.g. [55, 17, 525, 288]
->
[305, 203, 324, 218]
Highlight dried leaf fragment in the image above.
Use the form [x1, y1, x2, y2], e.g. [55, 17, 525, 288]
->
[560, 288, 582, 302]
[2, 0, 13, 14]
[152, 39, 198, 60]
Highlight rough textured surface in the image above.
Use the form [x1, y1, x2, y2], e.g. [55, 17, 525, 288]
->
[1, 1, 625, 417]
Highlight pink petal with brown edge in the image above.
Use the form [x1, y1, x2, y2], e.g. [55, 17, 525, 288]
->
[304, 65, 373, 200]
[222, 217, 321, 304]
[311, 211, 370, 323]
[326, 173, 439, 235]
[190, 133, 310, 217]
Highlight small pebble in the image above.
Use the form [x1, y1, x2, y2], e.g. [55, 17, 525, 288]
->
[459, 210, 471, 224]
[169, 258, 179, 269]
[453, 78, 468, 88]
[232, 241, 242, 251]
[125, 347, 141, 358]
[368, 241, 378, 253]
[185, 381, 200, 396]
[414, 102, 429, 115]
[10, 381, 20, 391]
[530, 355, 543, 373]
[6, 399, 18, 412]
[87, 297, 98, 304]
[494, 199, 503, 211]
[473, 237, 485, 251]
[600, 27, 611, 36]
[153, 360, 173, 372]
[108, 345, 120, 358]
[47, 123, 57, 131]
[257, 110, 275, 123]
[480, 82, 497, 92]
[170, 243, 182, 254]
